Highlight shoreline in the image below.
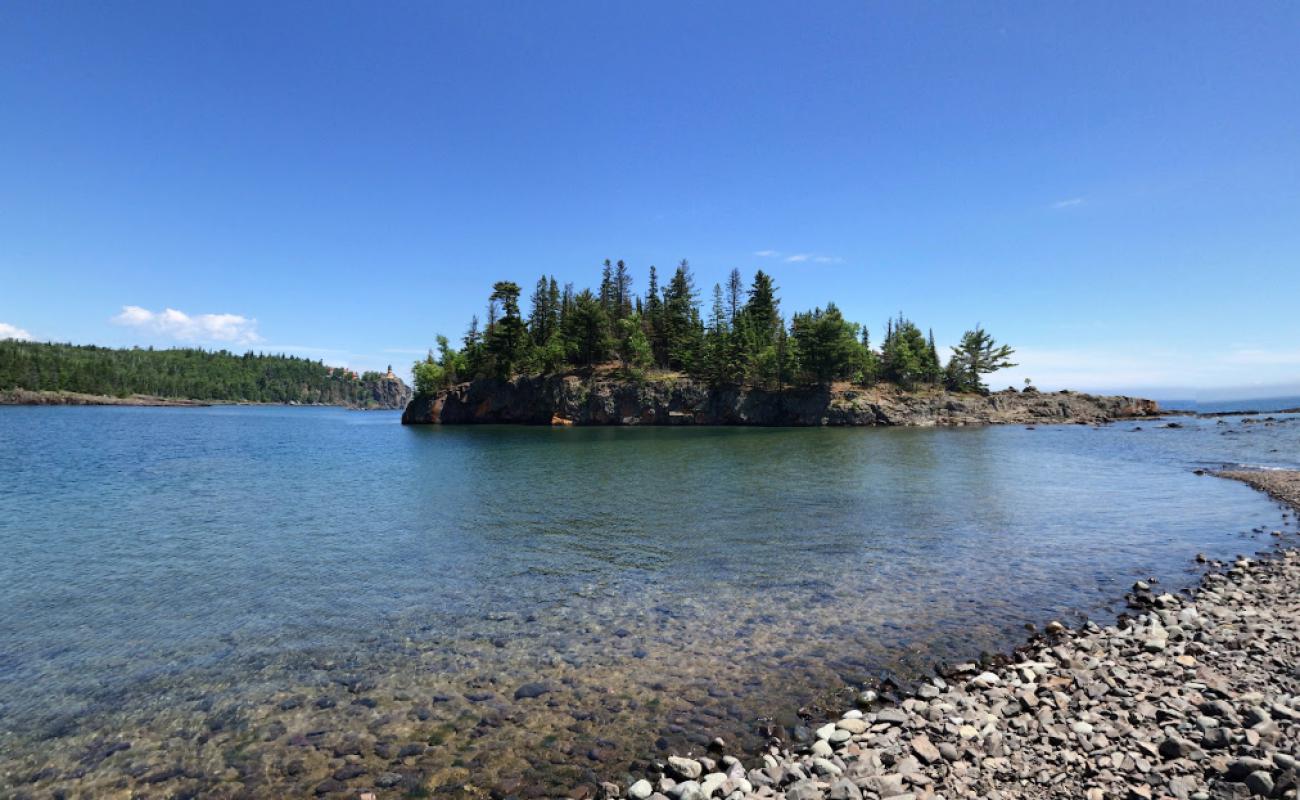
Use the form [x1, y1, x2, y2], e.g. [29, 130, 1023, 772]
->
[403, 377, 1159, 427]
[0, 389, 406, 410]
[616, 469, 1300, 800]
[0, 389, 212, 407]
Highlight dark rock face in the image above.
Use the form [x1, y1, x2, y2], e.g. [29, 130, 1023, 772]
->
[401, 376, 1158, 427]
[353, 376, 412, 410]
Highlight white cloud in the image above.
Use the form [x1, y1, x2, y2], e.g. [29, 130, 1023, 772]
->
[0, 322, 33, 341]
[753, 250, 779, 257]
[785, 253, 811, 262]
[1051, 197, 1085, 209]
[112, 305, 261, 345]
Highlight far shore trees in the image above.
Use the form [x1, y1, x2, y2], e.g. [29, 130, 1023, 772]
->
[413, 261, 1017, 396]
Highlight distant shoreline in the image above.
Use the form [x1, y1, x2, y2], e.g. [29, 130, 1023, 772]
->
[0, 389, 400, 410]
[0, 389, 212, 407]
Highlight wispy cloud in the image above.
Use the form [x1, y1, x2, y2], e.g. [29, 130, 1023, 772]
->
[755, 249, 844, 264]
[1051, 197, 1085, 209]
[112, 305, 261, 345]
[0, 322, 33, 341]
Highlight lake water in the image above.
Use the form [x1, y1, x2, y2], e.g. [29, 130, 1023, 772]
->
[1, 406, 1298, 798]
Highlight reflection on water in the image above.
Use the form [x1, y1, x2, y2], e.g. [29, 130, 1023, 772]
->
[0, 407, 1297, 796]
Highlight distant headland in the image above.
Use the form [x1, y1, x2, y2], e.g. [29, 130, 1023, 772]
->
[402, 261, 1157, 426]
[0, 341, 411, 410]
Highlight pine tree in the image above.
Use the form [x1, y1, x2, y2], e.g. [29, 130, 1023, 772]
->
[486, 281, 529, 378]
[946, 326, 1017, 394]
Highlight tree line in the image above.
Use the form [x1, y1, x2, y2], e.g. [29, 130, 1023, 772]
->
[413, 260, 1016, 395]
[0, 340, 399, 406]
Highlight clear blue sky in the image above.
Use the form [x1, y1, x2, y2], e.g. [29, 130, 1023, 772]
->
[2, 2, 1298, 397]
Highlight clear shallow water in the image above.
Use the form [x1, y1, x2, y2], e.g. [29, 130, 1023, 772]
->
[0, 406, 1297, 797]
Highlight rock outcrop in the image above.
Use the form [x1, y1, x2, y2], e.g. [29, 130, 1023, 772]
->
[401, 377, 1157, 427]
[353, 376, 413, 410]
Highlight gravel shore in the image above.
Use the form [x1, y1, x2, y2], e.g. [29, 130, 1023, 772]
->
[621, 470, 1300, 800]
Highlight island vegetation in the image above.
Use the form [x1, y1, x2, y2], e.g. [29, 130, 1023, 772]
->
[413, 261, 1017, 396]
[0, 340, 409, 408]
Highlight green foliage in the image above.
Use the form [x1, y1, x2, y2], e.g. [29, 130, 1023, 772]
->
[412, 359, 445, 395]
[881, 315, 939, 389]
[616, 314, 652, 376]
[485, 281, 529, 378]
[662, 260, 703, 372]
[562, 289, 612, 366]
[0, 340, 395, 405]
[946, 326, 1018, 394]
[416, 262, 1014, 394]
[790, 304, 866, 384]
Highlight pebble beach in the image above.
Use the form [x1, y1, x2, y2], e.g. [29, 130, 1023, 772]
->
[623, 470, 1300, 800]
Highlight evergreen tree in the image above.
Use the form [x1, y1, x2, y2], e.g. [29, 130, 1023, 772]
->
[644, 265, 667, 367]
[946, 326, 1017, 394]
[462, 315, 485, 377]
[562, 290, 612, 366]
[599, 259, 615, 316]
[662, 260, 703, 372]
[528, 275, 555, 345]
[881, 315, 930, 389]
[790, 304, 862, 384]
[726, 268, 743, 325]
[742, 270, 780, 351]
[705, 283, 731, 384]
[486, 281, 529, 378]
[614, 259, 633, 320]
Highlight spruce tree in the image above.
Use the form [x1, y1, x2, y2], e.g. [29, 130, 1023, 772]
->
[663, 260, 702, 372]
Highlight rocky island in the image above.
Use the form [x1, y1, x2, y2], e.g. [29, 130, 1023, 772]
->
[402, 376, 1157, 427]
[404, 263, 1157, 427]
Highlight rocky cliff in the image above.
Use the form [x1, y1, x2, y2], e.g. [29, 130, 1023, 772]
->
[401, 376, 1158, 427]
[352, 376, 413, 410]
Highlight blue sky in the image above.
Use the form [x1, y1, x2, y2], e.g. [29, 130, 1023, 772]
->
[2, 3, 1298, 397]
